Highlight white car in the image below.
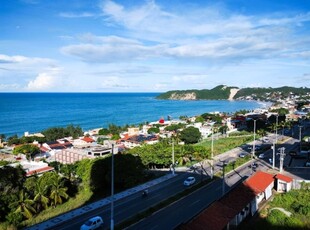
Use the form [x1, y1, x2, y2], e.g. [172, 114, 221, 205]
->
[259, 153, 265, 159]
[184, 176, 196, 186]
[80, 216, 104, 230]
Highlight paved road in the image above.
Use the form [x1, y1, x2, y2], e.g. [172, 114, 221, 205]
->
[126, 159, 269, 230]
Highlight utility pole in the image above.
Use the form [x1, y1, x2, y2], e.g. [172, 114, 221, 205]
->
[211, 125, 214, 179]
[275, 115, 279, 144]
[299, 126, 303, 153]
[272, 141, 275, 170]
[222, 161, 227, 196]
[172, 139, 175, 175]
[110, 143, 114, 230]
[278, 147, 286, 173]
[252, 119, 256, 159]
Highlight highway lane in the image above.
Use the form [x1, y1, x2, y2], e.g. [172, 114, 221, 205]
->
[126, 160, 270, 230]
[53, 172, 203, 230]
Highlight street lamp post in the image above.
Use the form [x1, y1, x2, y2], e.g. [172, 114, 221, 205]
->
[299, 126, 303, 153]
[222, 161, 227, 196]
[272, 141, 275, 170]
[278, 147, 286, 173]
[110, 143, 115, 230]
[275, 115, 279, 144]
[211, 125, 214, 179]
[252, 119, 257, 159]
[172, 139, 175, 175]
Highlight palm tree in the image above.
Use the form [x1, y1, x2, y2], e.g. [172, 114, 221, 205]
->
[49, 178, 69, 208]
[11, 190, 36, 219]
[33, 180, 49, 212]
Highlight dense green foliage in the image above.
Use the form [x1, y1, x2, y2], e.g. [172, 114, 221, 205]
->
[42, 125, 83, 141]
[7, 135, 46, 146]
[201, 113, 222, 123]
[13, 144, 40, 160]
[127, 140, 208, 168]
[179, 126, 202, 144]
[156, 85, 237, 100]
[248, 183, 310, 229]
[148, 127, 160, 134]
[156, 85, 310, 101]
[235, 86, 310, 101]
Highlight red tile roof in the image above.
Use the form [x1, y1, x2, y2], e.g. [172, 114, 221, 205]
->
[181, 201, 235, 230]
[82, 137, 95, 143]
[275, 174, 293, 183]
[244, 171, 274, 195]
[26, 166, 54, 177]
[180, 171, 275, 229]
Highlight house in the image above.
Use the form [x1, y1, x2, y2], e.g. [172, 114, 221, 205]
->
[244, 171, 274, 204]
[274, 174, 293, 193]
[179, 171, 276, 230]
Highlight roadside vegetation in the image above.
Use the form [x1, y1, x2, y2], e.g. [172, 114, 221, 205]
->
[240, 183, 310, 229]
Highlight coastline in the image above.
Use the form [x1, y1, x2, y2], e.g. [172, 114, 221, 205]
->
[0, 93, 264, 137]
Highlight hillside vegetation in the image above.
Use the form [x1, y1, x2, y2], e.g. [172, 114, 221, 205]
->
[156, 85, 310, 101]
[156, 85, 238, 100]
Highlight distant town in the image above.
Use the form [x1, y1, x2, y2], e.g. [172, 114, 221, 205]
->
[0, 88, 310, 229]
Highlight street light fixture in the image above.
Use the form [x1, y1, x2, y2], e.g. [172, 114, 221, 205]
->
[299, 126, 303, 153]
[252, 119, 257, 159]
[172, 138, 175, 175]
[211, 125, 214, 179]
[275, 114, 279, 144]
[110, 143, 115, 230]
[222, 161, 227, 196]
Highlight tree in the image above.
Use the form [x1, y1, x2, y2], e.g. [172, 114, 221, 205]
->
[13, 144, 40, 160]
[11, 190, 36, 219]
[179, 126, 201, 144]
[195, 116, 205, 123]
[147, 127, 160, 134]
[98, 128, 110, 135]
[49, 178, 69, 208]
[33, 180, 49, 212]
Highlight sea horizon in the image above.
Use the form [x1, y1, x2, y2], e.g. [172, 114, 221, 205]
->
[0, 92, 268, 138]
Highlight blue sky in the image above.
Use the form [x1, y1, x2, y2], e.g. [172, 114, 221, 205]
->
[1, 0, 310, 92]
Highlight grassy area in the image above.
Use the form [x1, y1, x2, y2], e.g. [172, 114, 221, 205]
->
[196, 135, 254, 156]
[239, 183, 310, 229]
[19, 189, 93, 229]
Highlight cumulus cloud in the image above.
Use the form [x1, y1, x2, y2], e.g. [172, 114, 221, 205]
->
[26, 68, 62, 91]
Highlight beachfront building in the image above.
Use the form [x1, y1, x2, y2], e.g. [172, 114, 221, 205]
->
[55, 143, 118, 164]
[120, 134, 159, 149]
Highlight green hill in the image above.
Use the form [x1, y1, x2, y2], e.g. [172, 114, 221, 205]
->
[156, 85, 238, 100]
[156, 85, 310, 101]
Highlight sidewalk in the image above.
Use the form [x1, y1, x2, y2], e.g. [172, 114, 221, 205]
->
[25, 173, 177, 230]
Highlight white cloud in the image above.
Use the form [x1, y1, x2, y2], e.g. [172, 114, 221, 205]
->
[0, 54, 54, 65]
[61, 35, 166, 62]
[26, 68, 62, 91]
[0, 83, 21, 90]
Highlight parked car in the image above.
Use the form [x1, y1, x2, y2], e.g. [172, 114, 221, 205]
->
[239, 153, 246, 158]
[80, 216, 104, 230]
[183, 176, 196, 186]
[258, 153, 265, 159]
[305, 161, 310, 167]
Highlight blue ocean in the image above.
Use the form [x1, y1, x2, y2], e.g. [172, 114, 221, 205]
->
[0, 93, 266, 137]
